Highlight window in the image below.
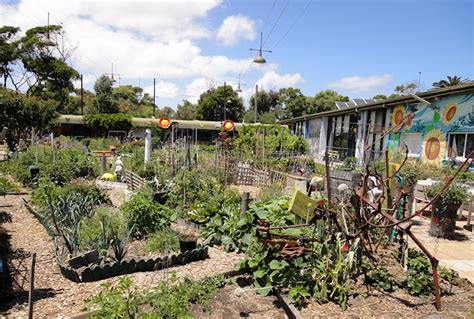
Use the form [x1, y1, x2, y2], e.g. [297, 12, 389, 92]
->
[400, 133, 422, 156]
[448, 133, 474, 159]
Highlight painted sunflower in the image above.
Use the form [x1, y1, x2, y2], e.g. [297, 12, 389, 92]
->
[422, 129, 446, 165]
[391, 105, 412, 131]
[442, 104, 458, 124]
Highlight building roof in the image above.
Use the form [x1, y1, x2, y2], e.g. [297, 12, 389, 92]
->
[335, 98, 378, 109]
[280, 82, 474, 124]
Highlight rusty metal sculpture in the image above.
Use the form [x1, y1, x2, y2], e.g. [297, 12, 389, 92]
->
[255, 107, 473, 311]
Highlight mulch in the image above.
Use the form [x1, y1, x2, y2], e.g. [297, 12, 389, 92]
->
[0, 194, 243, 318]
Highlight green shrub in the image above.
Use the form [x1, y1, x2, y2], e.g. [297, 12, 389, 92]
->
[32, 178, 110, 208]
[144, 228, 180, 254]
[121, 189, 176, 236]
[3, 145, 99, 186]
[426, 182, 469, 206]
[0, 174, 19, 195]
[399, 162, 423, 187]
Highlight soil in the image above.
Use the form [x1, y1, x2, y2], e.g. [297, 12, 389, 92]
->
[0, 194, 243, 318]
[191, 276, 286, 319]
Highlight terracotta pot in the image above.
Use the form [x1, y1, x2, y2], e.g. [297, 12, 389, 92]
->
[429, 201, 460, 238]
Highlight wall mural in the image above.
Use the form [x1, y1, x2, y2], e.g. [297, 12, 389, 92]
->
[388, 93, 474, 165]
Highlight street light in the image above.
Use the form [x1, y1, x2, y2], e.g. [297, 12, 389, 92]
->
[250, 32, 271, 64]
[41, 12, 55, 47]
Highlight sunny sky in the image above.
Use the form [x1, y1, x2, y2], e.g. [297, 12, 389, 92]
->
[1, 0, 472, 109]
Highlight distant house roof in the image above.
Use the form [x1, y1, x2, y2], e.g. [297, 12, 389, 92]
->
[335, 98, 378, 109]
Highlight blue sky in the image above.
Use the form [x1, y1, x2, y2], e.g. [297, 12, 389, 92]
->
[1, 0, 472, 108]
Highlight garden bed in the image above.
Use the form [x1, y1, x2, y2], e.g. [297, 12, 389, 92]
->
[0, 194, 243, 318]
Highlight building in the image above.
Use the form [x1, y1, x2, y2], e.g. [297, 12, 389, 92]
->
[280, 83, 474, 166]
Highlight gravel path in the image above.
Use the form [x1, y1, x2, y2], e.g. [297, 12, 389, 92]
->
[0, 194, 243, 318]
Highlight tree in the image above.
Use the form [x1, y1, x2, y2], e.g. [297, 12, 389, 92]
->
[372, 94, 387, 100]
[311, 90, 349, 113]
[0, 87, 57, 150]
[278, 87, 306, 120]
[432, 75, 470, 88]
[92, 74, 119, 113]
[394, 82, 418, 95]
[175, 100, 197, 120]
[196, 85, 243, 121]
[0, 26, 20, 88]
[19, 25, 79, 111]
[157, 106, 175, 118]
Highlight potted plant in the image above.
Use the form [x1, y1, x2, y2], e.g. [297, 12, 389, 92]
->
[178, 229, 197, 253]
[426, 182, 468, 238]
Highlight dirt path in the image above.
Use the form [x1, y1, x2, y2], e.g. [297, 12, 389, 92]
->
[0, 194, 243, 318]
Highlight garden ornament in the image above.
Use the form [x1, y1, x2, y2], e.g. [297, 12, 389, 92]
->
[114, 156, 123, 180]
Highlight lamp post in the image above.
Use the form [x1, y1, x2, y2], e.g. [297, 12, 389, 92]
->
[250, 32, 272, 64]
[153, 78, 156, 118]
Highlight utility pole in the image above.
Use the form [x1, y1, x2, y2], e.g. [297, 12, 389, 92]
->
[80, 74, 84, 115]
[153, 78, 156, 118]
[254, 84, 258, 123]
[223, 81, 226, 120]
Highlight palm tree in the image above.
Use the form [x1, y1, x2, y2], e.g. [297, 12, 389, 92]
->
[432, 75, 470, 88]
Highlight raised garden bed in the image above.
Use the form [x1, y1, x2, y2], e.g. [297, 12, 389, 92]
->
[59, 245, 209, 283]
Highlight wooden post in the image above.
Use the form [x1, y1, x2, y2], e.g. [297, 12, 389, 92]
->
[241, 192, 250, 218]
[28, 253, 36, 319]
[385, 149, 392, 209]
[325, 150, 332, 205]
[100, 156, 106, 174]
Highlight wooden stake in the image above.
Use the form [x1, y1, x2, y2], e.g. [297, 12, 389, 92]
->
[28, 253, 36, 319]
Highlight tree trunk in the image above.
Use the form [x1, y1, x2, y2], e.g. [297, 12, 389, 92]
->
[429, 201, 460, 238]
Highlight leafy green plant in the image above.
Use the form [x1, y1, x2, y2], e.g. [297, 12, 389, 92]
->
[121, 188, 176, 236]
[341, 156, 358, 171]
[404, 249, 434, 297]
[440, 267, 461, 294]
[144, 228, 180, 254]
[86, 274, 227, 318]
[399, 162, 423, 187]
[0, 174, 19, 195]
[78, 207, 126, 251]
[86, 276, 143, 318]
[366, 265, 398, 292]
[426, 182, 469, 206]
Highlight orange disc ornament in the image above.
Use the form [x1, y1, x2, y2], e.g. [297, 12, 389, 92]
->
[223, 119, 235, 132]
[158, 117, 171, 129]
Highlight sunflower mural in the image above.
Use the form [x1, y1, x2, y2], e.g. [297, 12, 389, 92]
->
[442, 104, 458, 125]
[422, 129, 446, 165]
[391, 105, 412, 131]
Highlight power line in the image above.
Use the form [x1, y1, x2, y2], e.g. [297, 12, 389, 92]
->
[263, 0, 290, 46]
[261, 0, 278, 34]
[270, 0, 313, 50]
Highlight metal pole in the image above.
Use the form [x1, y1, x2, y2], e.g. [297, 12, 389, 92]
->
[153, 78, 156, 118]
[223, 81, 226, 120]
[254, 84, 258, 123]
[28, 252, 36, 319]
[80, 74, 84, 115]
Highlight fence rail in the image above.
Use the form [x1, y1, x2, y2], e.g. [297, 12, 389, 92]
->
[124, 169, 146, 191]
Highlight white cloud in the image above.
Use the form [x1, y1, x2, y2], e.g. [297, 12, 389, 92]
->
[256, 71, 304, 91]
[326, 74, 392, 92]
[217, 15, 256, 46]
[143, 81, 178, 99]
